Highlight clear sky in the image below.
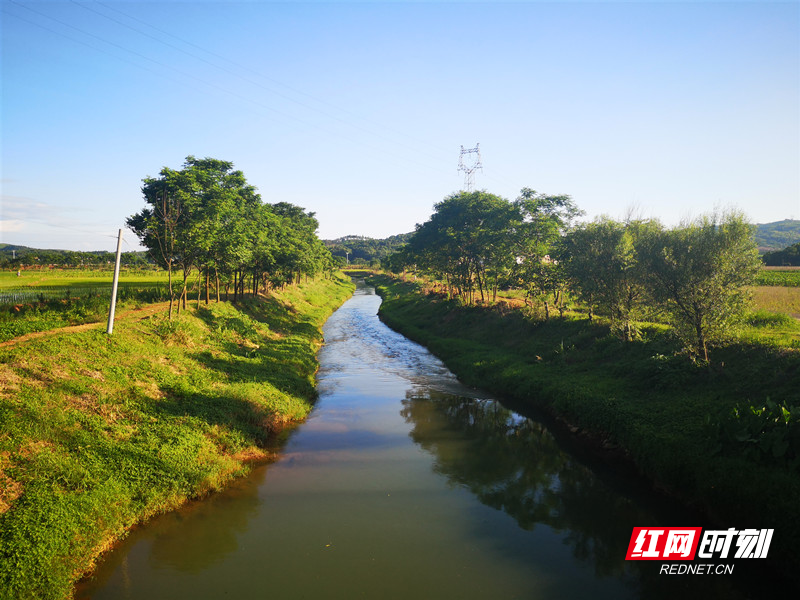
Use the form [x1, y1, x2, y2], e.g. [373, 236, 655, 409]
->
[2, 0, 799, 252]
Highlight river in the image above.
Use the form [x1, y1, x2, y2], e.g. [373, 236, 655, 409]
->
[76, 281, 754, 599]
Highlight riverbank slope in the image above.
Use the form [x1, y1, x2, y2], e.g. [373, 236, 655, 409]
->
[0, 275, 354, 600]
[371, 275, 800, 578]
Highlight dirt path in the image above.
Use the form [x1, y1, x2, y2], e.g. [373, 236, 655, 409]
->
[0, 302, 171, 348]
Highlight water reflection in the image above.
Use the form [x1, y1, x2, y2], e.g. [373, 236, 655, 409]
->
[402, 391, 645, 576]
[73, 459, 276, 599]
[400, 388, 753, 599]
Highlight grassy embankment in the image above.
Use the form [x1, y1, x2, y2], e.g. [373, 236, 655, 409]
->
[0, 275, 354, 600]
[370, 274, 800, 577]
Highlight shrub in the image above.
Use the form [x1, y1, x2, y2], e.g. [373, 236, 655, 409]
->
[707, 399, 800, 470]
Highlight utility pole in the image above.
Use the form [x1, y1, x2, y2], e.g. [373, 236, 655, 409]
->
[106, 229, 123, 335]
[458, 143, 483, 192]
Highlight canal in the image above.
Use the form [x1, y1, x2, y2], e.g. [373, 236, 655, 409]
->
[76, 281, 750, 599]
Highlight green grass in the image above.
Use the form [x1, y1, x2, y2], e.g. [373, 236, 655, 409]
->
[738, 309, 800, 348]
[0, 274, 354, 600]
[0, 288, 173, 343]
[370, 274, 800, 580]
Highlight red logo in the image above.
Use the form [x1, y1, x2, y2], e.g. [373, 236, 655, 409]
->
[625, 527, 703, 560]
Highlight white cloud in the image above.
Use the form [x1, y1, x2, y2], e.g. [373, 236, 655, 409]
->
[0, 220, 25, 233]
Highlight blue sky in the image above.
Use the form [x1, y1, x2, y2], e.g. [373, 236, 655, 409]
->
[2, 0, 798, 251]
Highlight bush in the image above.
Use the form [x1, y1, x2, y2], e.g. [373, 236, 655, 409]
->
[707, 399, 800, 470]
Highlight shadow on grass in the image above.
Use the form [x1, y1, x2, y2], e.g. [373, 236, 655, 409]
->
[233, 295, 322, 339]
[192, 299, 320, 401]
[155, 384, 295, 448]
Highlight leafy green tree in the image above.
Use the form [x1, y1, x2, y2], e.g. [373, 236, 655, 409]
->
[406, 191, 518, 303]
[561, 217, 658, 339]
[325, 233, 413, 265]
[397, 189, 581, 307]
[509, 189, 582, 315]
[640, 210, 761, 362]
[129, 156, 265, 315]
[126, 169, 184, 318]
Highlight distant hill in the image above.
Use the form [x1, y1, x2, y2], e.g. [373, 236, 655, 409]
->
[323, 233, 412, 265]
[0, 244, 36, 254]
[754, 220, 800, 251]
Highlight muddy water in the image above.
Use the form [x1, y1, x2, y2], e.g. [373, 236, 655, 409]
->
[76, 282, 749, 599]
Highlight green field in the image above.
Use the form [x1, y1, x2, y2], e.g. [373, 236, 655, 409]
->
[0, 268, 166, 287]
[755, 268, 800, 287]
[0, 269, 168, 305]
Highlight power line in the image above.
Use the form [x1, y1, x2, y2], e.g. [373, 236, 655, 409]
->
[68, 0, 456, 169]
[94, 0, 456, 164]
[6, 2, 532, 198]
[6, 1, 444, 176]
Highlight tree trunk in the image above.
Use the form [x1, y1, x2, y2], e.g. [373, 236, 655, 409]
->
[180, 268, 189, 311]
[696, 322, 708, 362]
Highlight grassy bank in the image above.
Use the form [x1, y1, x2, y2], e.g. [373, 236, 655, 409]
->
[0, 275, 354, 600]
[370, 274, 800, 577]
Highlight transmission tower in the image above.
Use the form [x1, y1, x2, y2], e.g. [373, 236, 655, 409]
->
[458, 143, 483, 192]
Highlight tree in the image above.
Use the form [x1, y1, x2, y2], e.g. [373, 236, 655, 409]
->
[405, 191, 518, 303]
[561, 217, 658, 339]
[126, 172, 184, 319]
[510, 189, 582, 316]
[128, 156, 262, 316]
[396, 189, 581, 307]
[639, 210, 761, 362]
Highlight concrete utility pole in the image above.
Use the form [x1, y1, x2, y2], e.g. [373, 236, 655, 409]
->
[106, 229, 123, 335]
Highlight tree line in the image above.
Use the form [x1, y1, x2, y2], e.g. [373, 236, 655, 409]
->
[0, 247, 151, 269]
[127, 156, 335, 319]
[386, 190, 762, 363]
[762, 241, 800, 266]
